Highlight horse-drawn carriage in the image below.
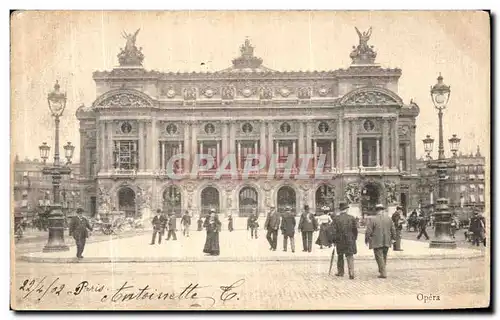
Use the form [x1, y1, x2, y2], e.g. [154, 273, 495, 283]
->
[91, 211, 128, 235]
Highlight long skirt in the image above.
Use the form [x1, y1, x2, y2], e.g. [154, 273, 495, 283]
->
[197, 221, 203, 231]
[315, 223, 331, 247]
[203, 231, 220, 255]
[228, 220, 234, 232]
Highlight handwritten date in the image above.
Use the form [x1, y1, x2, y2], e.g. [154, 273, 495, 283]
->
[18, 277, 245, 308]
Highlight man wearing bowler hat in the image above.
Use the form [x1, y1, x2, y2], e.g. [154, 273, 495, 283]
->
[69, 208, 93, 259]
[332, 202, 358, 279]
[365, 204, 396, 279]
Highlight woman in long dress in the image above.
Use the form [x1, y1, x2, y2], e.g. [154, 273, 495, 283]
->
[315, 207, 333, 249]
[197, 216, 203, 231]
[228, 214, 234, 232]
[203, 209, 221, 256]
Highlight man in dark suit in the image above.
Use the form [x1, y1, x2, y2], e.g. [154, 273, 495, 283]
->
[332, 202, 358, 279]
[264, 206, 280, 251]
[166, 211, 178, 240]
[298, 204, 318, 253]
[150, 209, 165, 245]
[280, 206, 296, 252]
[365, 204, 396, 279]
[181, 210, 192, 237]
[69, 208, 93, 259]
[416, 212, 430, 240]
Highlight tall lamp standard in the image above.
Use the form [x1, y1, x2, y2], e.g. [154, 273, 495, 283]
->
[423, 74, 460, 249]
[39, 81, 75, 252]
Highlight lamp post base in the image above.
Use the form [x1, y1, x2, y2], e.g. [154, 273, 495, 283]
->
[429, 198, 457, 250]
[42, 205, 69, 253]
[429, 239, 457, 249]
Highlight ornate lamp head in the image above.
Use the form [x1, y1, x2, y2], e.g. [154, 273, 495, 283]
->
[422, 135, 434, 159]
[430, 73, 451, 110]
[47, 81, 67, 117]
[448, 134, 461, 157]
[39, 142, 50, 164]
[63, 141, 75, 164]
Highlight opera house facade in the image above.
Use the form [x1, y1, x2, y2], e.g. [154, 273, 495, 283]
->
[76, 28, 420, 218]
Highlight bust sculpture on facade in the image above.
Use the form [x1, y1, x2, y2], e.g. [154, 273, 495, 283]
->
[350, 27, 377, 65]
[118, 29, 144, 67]
[98, 187, 112, 214]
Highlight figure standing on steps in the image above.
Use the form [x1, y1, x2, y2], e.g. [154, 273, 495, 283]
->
[69, 208, 93, 259]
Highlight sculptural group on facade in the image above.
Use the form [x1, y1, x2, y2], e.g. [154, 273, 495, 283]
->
[98, 187, 112, 213]
[345, 183, 361, 204]
[385, 182, 398, 204]
[350, 27, 377, 64]
[118, 29, 144, 66]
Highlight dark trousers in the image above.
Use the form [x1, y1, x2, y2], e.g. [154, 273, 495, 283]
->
[337, 253, 355, 277]
[151, 230, 162, 244]
[75, 237, 86, 258]
[301, 231, 313, 252]
[417, 227, 430, 240]
[283, 235, 295, 252]
[166, 230, 177, 240]
[266, 229, 278, 249]
[250, 228, 258, 239]
[373, 246, 389, 277]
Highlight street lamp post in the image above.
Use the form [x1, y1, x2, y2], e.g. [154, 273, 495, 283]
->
[39, 81, 75, 252]
[423, 74, 460, 249]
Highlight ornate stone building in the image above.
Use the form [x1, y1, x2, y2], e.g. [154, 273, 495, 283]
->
[76, 28, 420, 218]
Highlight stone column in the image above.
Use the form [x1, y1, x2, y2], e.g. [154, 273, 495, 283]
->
[216, 141, 221, 168]
[337, 117, 344, 171]
[410, 124, 417, 173]
[393, 118, 400, 169]
[358, 138, 363, 168]
[330, 140, 335, 170]
[305, 121, 312, 154]
[222, 121, 229, 158]
[106, 121, 113, 171]
[292, 140, 296, 167]
[100, 121, 106, 172]
[191, 122, 198, 168]
[344, 119, 351, 170]
[382, 118, 389, 168]
[267, 122, 274, 157]
[237, 141, 241, 170]
[376, 138, 380, 167]
[351, 120, 358, 169]
[152, 120, 157, 171]
[183, 122, 190, 172]
[405, 144, 411, 172]
[259, 121, 266, 159]
[229, 122, 236, 155]
[298, 121, 305, 156]
[138, 121, 145, 171]
[178, 142, 183, 171]
[313, 140, 317, 170]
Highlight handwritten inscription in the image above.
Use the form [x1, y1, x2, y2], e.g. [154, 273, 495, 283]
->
[18, 277, 244, 308]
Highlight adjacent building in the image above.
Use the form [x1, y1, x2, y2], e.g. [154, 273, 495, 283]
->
[416, 147, 486, 219]
[76, 28, 420, 218]
[13, 156, 81, 219]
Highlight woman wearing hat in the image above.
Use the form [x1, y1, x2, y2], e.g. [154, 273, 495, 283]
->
[203, 209, 222, 256]
[315, 206, 333, 249]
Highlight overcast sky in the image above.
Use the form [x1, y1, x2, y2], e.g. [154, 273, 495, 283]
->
[11, 11, 489, 162]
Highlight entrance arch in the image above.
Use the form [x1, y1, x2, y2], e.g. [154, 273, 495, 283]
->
[163, 185, 182, 216]
[315, 185, 335, 214]
[118, 187, 136, 217]
[277, 186, 296, 214]
[201, 186, 220, 216]
[239, 186, 258, 217]
[361, 182, 381, 217]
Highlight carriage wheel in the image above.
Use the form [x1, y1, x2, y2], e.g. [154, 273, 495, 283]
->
[102, 228, 113, 235]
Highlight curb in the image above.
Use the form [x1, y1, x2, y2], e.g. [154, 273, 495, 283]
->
[19, 252, 484, 264]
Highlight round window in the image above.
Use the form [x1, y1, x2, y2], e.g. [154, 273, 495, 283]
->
[242, 123, 253, 133]
[205, 123, 215, 134]
[318, 122, 329, 133]
[363, 120, 375, 131]
[166, 123, 178, 135]
[121, 122, 132, 134]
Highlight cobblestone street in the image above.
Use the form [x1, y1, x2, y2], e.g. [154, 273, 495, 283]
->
[12, 256, 488, 310]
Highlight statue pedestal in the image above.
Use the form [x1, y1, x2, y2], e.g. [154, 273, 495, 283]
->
[141, 207, 152, 223]
[348, 204, 361, 219]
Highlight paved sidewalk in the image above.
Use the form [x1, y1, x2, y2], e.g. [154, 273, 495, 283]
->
[20, 228, 484, 263]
